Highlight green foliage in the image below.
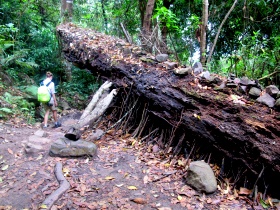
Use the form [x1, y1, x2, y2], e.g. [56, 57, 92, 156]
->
[0, 91, 35, 122]
[153, 7, 180, 33]
[58, 67, 100, 108]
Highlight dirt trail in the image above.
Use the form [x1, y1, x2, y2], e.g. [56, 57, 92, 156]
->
[0, 116, 251, 209]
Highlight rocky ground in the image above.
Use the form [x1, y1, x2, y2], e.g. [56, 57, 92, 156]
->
[0, 113, 273, 210]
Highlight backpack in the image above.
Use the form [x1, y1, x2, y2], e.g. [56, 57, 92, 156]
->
[37, 81, 52, 103]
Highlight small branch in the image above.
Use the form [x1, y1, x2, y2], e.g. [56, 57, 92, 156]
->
[258, 70, 279, 81]
[140, 128, 159, 142]
[151, 170, 177, 182]
[41, 162, 70, 209]
[207, 0, 238, 63]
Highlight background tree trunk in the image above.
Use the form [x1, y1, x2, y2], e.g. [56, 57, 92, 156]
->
[200, 0, 208, 66]
[207, 0, 238, 64]
[141, 0, 156, 53]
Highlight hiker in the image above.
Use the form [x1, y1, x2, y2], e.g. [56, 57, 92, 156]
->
[42, 71, 61, 128]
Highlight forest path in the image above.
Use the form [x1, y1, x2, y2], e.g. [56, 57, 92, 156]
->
[0, 114, 251, 209]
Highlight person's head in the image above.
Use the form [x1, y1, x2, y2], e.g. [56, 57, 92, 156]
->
[46, 71, 53, 78]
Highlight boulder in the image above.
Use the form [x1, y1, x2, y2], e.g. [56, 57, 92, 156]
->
[185, 161, 217, 194]
[164, 61, 178, 70]
[49, 137, 97, 157]
[173, 66, 192, 75]
[256, 93, 276, 108]
[201, 71, 211, 80]
[265, 85, 279, 98]
[249, 87, 261, 98]
[155, 54, 168, 62]
[193, 62, 203, 75]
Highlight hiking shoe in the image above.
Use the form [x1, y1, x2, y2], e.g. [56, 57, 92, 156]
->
[42, 124, 48, 129]
[53, 122, 61, 128]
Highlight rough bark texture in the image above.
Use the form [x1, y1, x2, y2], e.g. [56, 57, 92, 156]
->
[56, 23, 280, 196]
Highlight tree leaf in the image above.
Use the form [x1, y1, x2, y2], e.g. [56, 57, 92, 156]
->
[1, 165, 8, 171]
[7, 148, 13, 155]
[40, 204, 48, 209]
[105, 176, 115, 180]
[127, 185, 137, 190]
[130, 197, 147, 204]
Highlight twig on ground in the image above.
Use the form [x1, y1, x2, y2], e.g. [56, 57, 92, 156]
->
[151, 170, 177, 182]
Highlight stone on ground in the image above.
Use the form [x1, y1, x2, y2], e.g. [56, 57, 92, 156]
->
[49, 137, 97, 157]
[185, 160, 217, 194]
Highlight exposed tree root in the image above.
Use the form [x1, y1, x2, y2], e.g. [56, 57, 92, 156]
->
[41, 162, 70, 209]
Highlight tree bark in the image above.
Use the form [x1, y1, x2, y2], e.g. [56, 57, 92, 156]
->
[141, 0, 156, 52]
[200, 0, 208, 66]
[207, 0, 238, 64]
[56, 23, 280, 196]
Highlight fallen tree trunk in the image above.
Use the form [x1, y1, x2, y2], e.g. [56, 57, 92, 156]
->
[56, 23, 280, 197]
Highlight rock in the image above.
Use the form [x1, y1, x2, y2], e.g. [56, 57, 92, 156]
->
[249, 87, 261, 98]
[229, 73, 236, 80]
[212, 77, 222, 85]
[155, 54, 168, 62]
[49, 137, 97, 157]
[173, 66, 192, 75]
[164, 61, 178, 70]
[240, 76, 250, 86]
[265, 85, 279, 98]
[28, 135, 52, 144]
[25, 142, 45, 155]
[275, 98, 280, 109]
[256, 93, 276, 108]
[239, 86, 247, 94]
[201, 71, 211, 80]
[185, 161, 217, 194]
[226, 83, 238, 88]
[91, 129, 104, 140]
[34, 129, 48, 138]
[233, 78, 240, 84]
[193, 62, 203, 75]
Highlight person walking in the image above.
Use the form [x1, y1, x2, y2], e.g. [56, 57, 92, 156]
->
[42, 71, 61, 128]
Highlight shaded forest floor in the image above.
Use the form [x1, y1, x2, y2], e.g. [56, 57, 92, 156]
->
[0, 113, 261, 210]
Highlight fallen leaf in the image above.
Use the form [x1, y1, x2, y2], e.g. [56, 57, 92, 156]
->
[36, 154, 43, 160]
[105, 176, 115, 180]
[115, 183, 124, 187]
[1, 165, 8, 171]
[30, 172, 37, 177]
[130, 197, 147, 204]
[177, 195, 182, 201]
[7, 148, 13, 155]
[239, 187, 251, 195]
[143, 175, 149, 184]
[127, 185, 137, 190]
[40, 204, 48, 209]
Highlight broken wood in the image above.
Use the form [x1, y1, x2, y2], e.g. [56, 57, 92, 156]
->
[80, 80, 112, 120]
[41, 162, 70, 209]
[56, 23, 280, 196]
[65, 87, 117, 140]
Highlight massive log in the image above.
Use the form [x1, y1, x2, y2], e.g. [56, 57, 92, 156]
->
[56, 23, 280, 196]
